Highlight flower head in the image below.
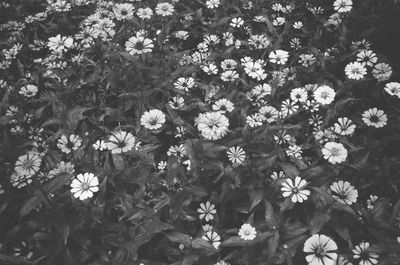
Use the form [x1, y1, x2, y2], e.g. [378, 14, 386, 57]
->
[322, 142, 348, 164]
[281, 176, 310, 203]
[330, 180, 358, 205]
[140, 109, 166, 130]
[238, 223, 257, 241]
[362, 108, 387, 128]
[352, 242, 379, 265]
[70, 173, 99, 200]
[195, 112, 229, 140]
[106, 131, 138, 154]
[303, 234, 338, 265]
[197, 201, 217, 222]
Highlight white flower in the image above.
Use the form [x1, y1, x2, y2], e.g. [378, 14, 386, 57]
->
[206, 0, 220, 9]
[333, 0, 353, 13]
[202, 231, 221, 249]
[313, 85, 335, 105]
[57, 134, 82, 154]
[384, 82, 400, 98]
[70, 173, 99, 200]
[125, 36, 154, 55]
[352, 242, 379, 265]
[47, 34, 74, 53]
[269, 49, 289, 65]
[14, 152, 42, 176]
[106, 131, 138, 154]
[136, 7, 153, 19]
[238, 223, 257, 241]
[330, 180, 358, 205]
[93, 140, 107, 151]
[333, 117, 356, 135]
[281, 176, 310, 203]
[356, 50, 377, 67]
[227, 146, 246, 164]
[259, 106, 279, 123]
[290, 87, 308, 103]
[141, 109, 166, 130]
[286, 145, 303, 159]
[19, 85, 38, 97]
[197, 201, 217, 222]
[372, 63, 392, 81]
[322, 142, 348, 164]
[155, 2, 174, 17]
[174, 77, 195, 91]
[303, 234, 338, 265]
[212, 98, 234, 113]
[345, 62, 367, 80]
[361, 108, 387, 128]
[195, 112, 229, 140]
[113, 3, 135, 20]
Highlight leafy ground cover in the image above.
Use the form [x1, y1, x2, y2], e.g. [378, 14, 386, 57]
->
[1, 0, 400, 264]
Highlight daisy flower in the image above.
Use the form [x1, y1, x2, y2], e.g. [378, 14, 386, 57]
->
[333, 117, 356, 135]
[361, 108, 387, 128]
[286, 145, 303, 159]
[155, 2, 174, 17]
[330, 180, 358, 205]
[47, 34, 74, 53]
[372, 63, 392, 81]
[227, 146, 246, 164]
[352, 242, 379, 265]
[220, 70, 239, 81]
[70, 173, 99, 200]
[125, 36, 154, 55]
[322, 142, 348, 164]
[313, 85, 335, 105]
[202, 231, 221, 249]
[174, 77, 195, 91]
[357, 50, 378, 67]
[206, 0, 220, 9]
[212, 98, 234, 113]
[384, 82, 400, 98]
[136, 7, 153, 19]
[14, 152, 42, 176]
[303, 234, 338, 265]
[238, 223, 257, 241]
[333, 0, 353, 13]
[345, 62, 367, 80]
[140, 109, 166, 130]
[281, 176, 310, 203]
[168, 96, 185, 109]
[220, 59, 238, 71]
[230, 17, 244, 28]
[195, 112, 229, 140]
[366, 195, 378, 210]
[113, 3, 135, 20]
[271, 171, 286, 181]
[19, 84, 38, 98]
[167, 144, 186, 158]
[57, 134, 82, 154]
[197, 201, 217, 222]
[248, 34, 270, 49]
[290, 87, 308, 103]
[259, 106, 279, 123]
[246, 113, 264, 128]
[269, 49, 289, 65]
[106, 131, 138, 154]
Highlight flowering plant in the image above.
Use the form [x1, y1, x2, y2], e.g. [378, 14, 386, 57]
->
[1, 0, 400, 264]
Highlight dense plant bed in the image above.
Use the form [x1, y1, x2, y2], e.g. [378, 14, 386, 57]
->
[1, 0, 400, 264]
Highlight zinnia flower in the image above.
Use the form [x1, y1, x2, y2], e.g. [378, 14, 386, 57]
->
[106, 131, 138, 154]
[197, 201, 217, 222]
[195, 112, 229, 140]
[238, 223, 257, 241]
[70, 173, 99, 200]
[330, 180, 358, 205]
[362, 108, 387, 128]
[281, 176, 310, 203]
[303, 234, 338, 265]
[140, 109, 166, 130]
[322, 142, 348, 164]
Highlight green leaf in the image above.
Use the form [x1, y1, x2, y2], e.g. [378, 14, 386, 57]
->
[20, 191, 45, 218]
